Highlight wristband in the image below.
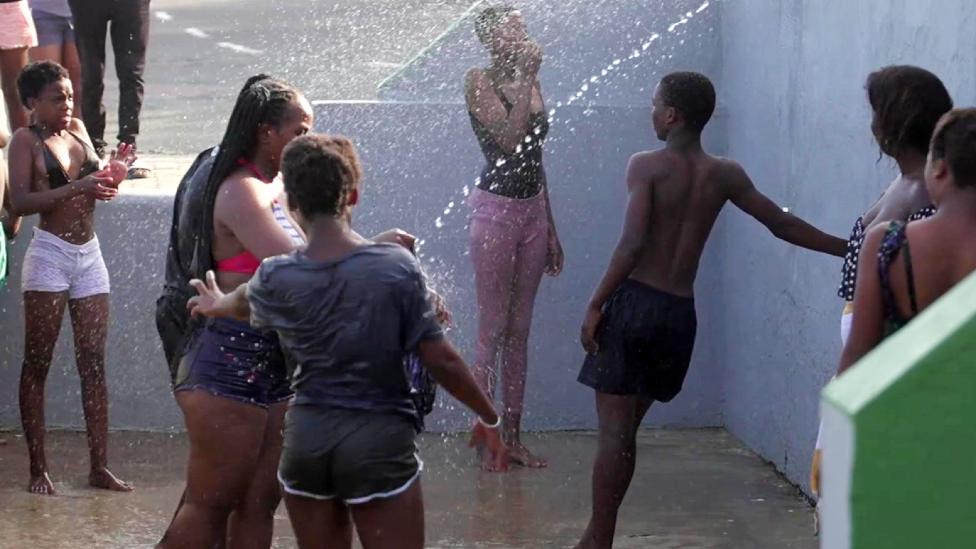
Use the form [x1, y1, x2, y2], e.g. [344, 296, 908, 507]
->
[478, 414, 502, 429]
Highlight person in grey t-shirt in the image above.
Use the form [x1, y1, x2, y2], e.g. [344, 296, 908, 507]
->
[188, 134, 508, 549]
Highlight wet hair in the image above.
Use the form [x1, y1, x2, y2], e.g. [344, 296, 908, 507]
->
[16, 61, 70, 108]
[281, 134, 362, 219]
[866, 65, 953, 156]
[659, 72, 716, 133]
[930, 108, 976, 188]
[475, 5, 517, 45]
[200, 75, 303, 261]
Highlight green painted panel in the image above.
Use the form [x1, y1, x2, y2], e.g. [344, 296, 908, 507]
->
[823, 270, 976, 548]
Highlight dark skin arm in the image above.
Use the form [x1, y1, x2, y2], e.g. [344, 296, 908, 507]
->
[6, 129, 116, 217]
[837, 226, 887, 375]
[581, 155, 653, 353]
[417, 337, 508, 471]
[463, 42, 542, 155]
[726, 162, 846, 257]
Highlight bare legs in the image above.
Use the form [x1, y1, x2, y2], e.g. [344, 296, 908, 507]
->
[158, 392, 284, 549]
[227, 401, 289, 549]
[284, 480, 425, 549]
[69, 294, 131, 491]
[0, 47, 30, 130]
[19, 292, 128, 495]
[20, 291, 66, 495]
[470, 215, 548, 468]
[575, 392, 654, 549]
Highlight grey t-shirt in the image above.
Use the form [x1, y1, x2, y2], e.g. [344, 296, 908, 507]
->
[247, 243, 444, 418]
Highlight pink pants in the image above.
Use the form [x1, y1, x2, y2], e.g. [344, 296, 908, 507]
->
[468, 188, 549, 416]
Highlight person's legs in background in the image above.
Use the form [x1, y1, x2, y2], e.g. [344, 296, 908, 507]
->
[67, 0, 108, 155]
[0, 1, 37, 131]
[108, 0, 150, 150]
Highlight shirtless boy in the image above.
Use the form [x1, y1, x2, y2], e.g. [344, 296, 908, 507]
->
[574, 71, 846, 549]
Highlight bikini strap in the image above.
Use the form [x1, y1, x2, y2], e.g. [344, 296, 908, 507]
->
[238, 158, 271, 183]
[901, 233, 919, 315]
[29, 125, 73, 189]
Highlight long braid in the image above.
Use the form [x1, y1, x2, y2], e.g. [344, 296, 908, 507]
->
[193, 75, 300, 279]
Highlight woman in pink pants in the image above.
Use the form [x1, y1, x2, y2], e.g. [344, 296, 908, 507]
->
[464, 5, 563, 468]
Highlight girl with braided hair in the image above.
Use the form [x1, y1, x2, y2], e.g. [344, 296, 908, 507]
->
[158, 74, 418, 549]
[158, 75, 312, 549]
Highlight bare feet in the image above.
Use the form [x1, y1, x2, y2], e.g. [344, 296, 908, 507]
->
[28, 472, 56, 495]
[89, 467, 133, 492]
[508, 442, 547, 468]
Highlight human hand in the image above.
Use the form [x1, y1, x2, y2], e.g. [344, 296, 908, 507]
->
[373, 228, 417, 252]
[187, 271, 226, 319]
[580, 305, 603, 355]
[469, 420, 510, 472]
[545, 230, 563, 276]
[77, 170, 118, 201]
[110, 142, 137, 168]
[431, 290, 452, 327]
[516, 41, 543, 77]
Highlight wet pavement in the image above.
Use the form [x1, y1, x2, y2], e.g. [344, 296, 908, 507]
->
[111, 0, 474, 154]
[0, 429, 816, 548]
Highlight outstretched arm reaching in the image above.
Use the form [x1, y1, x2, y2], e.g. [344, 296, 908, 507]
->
[187, 271, 250, 321]
[726, 161, 846, 257]
[581, 155, 653, 354]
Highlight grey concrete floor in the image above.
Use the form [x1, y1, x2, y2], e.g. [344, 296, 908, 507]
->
[0, 429, 816, 548]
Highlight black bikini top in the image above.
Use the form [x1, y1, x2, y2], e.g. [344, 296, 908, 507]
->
[30, 125, 101, 189]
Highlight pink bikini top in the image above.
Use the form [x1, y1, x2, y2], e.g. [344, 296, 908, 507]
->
[215, 159, 304, 275]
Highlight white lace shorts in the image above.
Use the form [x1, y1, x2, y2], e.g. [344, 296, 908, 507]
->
[22, 227, 110, 299]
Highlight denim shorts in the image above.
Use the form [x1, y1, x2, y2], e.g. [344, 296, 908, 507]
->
[32, 9, 73, 47]
[175, 318, 293, 408]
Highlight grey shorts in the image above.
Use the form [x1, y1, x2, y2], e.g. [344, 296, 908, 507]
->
[278, 405, 422, 504]
[32, 9, 73, 47]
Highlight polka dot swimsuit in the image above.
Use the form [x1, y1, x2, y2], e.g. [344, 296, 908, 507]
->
[837, 205, 936, 301]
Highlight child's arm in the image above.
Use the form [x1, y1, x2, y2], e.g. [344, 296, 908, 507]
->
[187, 271, 251, 322]
[416, 337, 508, 471]
[581, 154, 653, 354]
[726, 161, 846, 257]
[7, 129, 116, 216]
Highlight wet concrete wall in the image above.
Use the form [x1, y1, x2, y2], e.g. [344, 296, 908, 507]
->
[718, 0, 976, 493]
[378, 0, 719, 107]
[0, 0, 728, 432]
[0, 102, 728, 433]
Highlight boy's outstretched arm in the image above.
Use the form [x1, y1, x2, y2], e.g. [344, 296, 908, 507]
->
[726, 162, 846, 257]
[581, 155, 653, 354]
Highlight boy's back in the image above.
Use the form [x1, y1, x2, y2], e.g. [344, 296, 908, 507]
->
[628, 148, 746, 298]
[573, 70, 845, 549]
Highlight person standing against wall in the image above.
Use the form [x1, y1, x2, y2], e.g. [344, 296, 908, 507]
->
[28, 0, 83, 120]
[66, 0, 150, 173]
[0, 0, 37, 131]
[464, 5, 563, 469]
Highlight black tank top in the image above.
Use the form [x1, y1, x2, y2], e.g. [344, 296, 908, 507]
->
[468, 78, 550, 199]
